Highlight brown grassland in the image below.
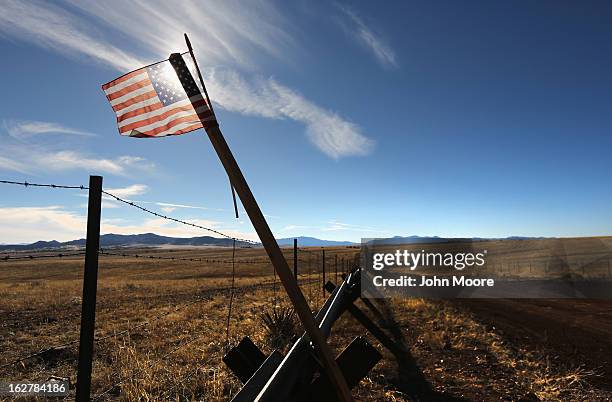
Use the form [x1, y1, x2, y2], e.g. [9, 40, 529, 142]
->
[1, 239, 611, 401]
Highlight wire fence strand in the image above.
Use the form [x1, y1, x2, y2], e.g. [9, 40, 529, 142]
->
[98, 249, 268, 265]
[0, 180, 88, 190]
[1, 251, 86, 261]
[101, 190, 258, 246]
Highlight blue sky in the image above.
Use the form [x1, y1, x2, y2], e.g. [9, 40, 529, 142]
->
[0, 0, 611, 243]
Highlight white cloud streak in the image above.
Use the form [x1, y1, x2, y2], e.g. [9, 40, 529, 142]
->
[155, 202, 224, 212]
[66, 0, 294, 70]
[0, 205, 257, 243]
[0, 0, 374, 158]
[3, 119, 95, 139]
[0, 119, 153, 176]
[0, 0, 145, 70]
[206, 70, 374, 157]
[104, 184, 149, 198]
[0, 156, 30, 174]
[0, 206, 86, 243]
[0, 145, 153, 176]
[323, 220, 388, 233]
[336, 4, 397, 69]
[279, 220, 388, 236]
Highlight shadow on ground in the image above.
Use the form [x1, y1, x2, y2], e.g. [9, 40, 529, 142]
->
[367, 298, 466, 402]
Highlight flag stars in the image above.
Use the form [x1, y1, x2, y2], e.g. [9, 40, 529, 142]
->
[147, 61, 192, 106]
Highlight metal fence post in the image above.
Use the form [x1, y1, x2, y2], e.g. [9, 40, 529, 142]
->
[76, 175, 103, 402]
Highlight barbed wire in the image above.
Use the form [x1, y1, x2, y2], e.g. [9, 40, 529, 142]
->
[0, 251, 86, 261]
[297, 247, 325, 259]
[0, 179, 88, 190]
[0, 249, 311, 264]
[101, 190, 259, 246]
[0, 338, 81, 370]
[0, 180, 349, 255]
[0, 249, 310, 265]
[98, 249, 269, 265]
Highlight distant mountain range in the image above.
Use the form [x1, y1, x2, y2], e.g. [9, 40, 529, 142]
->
[0, 233, 254, 251]
[276, 236, 356, 247]
[365, 235, 549, 245]
[0, 233, 550, 252]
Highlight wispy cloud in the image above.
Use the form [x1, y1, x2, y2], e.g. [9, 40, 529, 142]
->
[206, 70, 374, 157]
[3, 120, 95, 139]
[155, 201, 222, 211]
[0, 119, 153, 176]
[279, 220, 388, 237]
[0, 156, 30, 174]
[336, 4, 397, 69]
[0, 145, 153, 176]
[0, 205, 257, 243]
[0, 206, 86, 243]
[104, 184, 149, 198]
[323, 219, 388, 233]
[0, 0, 374, 158]
[66, 0, 294, 70]
[0, 0, 144, 70]
[280, 224, 316, 232]
[50, 151, 151, 175]
[91, 191, 227, 214]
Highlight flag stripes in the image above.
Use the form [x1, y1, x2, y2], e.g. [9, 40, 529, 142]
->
[102, 59, 216, 138]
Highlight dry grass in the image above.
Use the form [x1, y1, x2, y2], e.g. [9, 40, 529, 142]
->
[1, 244, 609, 401]
[387, 299, 600, 400]
[0, 247, 353, 400]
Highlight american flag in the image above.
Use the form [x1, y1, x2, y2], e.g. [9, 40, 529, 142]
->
[102, 56, 216, 138]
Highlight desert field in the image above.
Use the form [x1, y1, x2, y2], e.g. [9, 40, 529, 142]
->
[1, 239, 611, 401]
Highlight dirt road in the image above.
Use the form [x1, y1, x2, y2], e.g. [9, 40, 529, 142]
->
[457, 299, 612, 389]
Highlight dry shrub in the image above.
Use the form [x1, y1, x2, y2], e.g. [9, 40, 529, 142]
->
[259, 306, 296, 349]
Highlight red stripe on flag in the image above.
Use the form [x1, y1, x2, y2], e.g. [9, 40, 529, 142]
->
[169, 123, 204, 136]
[102, 69, 145, 90]
[131, 123, 204, 138]
[132, 115, 203, 137]
[112, 90, 158, 112]
[119, 102, 210, 133]
[117, 98, 208, 123]
[106, 79, 151, 101]
[117, 102, 163, 123]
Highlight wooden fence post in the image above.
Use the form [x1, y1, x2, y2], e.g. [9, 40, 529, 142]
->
[76, 175, 103, 402]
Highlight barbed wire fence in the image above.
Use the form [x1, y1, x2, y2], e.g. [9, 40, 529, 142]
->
[0, 177, 334, 400]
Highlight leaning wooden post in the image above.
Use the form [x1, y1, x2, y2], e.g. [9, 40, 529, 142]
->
[176, 39, 352, 402]
[76, 175, 103, 402]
